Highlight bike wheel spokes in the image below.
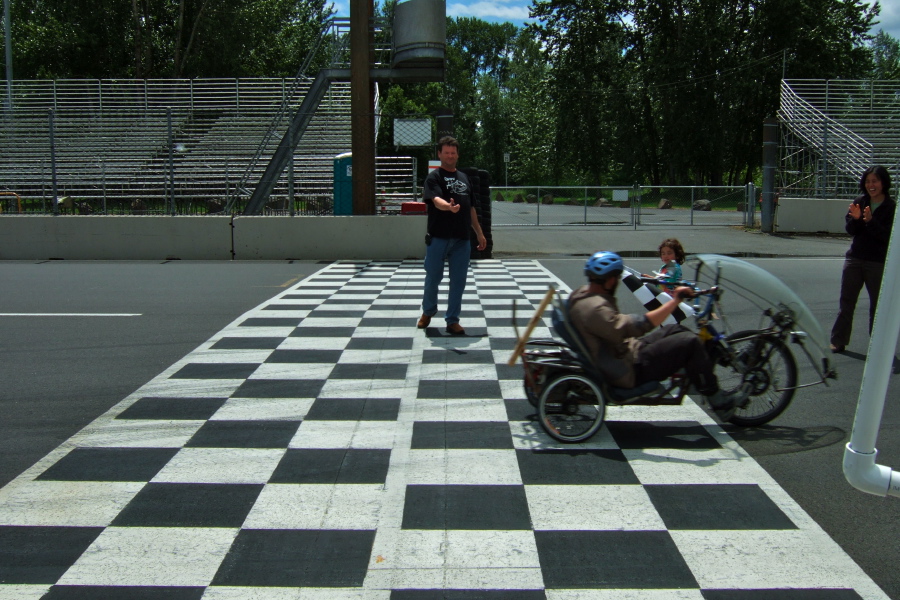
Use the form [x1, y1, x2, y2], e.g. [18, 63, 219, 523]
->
[721, 332, 798, 427]
[538, 374, 606, 443]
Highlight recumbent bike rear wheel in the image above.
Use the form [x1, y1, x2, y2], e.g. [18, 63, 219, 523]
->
[538, 373, 606, 443]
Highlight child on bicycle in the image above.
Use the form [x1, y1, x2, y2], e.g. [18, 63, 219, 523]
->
[644, 238, 685, 294]
[654, 238, 686, 292]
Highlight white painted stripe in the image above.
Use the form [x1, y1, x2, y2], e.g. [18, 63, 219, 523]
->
[0, 313, 141, 317]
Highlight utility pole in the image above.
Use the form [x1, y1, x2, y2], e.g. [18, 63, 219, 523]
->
[350, 0, 375, 215]
[761, 118, 778, 233]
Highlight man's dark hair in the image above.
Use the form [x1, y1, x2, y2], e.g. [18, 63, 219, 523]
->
[436, 136, 459, 152]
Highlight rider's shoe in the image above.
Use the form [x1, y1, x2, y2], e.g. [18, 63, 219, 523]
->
[705, 388, 747, 421]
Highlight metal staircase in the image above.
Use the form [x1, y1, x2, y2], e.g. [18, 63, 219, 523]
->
[227, 17, 392, 214]
[779, 79, 900, 198]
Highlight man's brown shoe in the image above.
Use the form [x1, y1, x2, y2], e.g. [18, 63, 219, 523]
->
[417, 314, 432, 329]
[446, 323, 465, 335]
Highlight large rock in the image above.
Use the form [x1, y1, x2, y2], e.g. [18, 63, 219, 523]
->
[526, 194, 537, 204]
[693, 199, 712, 211]
[495, 191, 505, 202]
[542, 194, 555, 205]
[657, 198, 673, 209]
[513, 194, 524, 203]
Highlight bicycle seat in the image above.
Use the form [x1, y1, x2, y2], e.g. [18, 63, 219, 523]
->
[551, 296, 663, 401]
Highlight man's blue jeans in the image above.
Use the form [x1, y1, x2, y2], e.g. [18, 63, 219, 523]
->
[422, 236, 471, 325]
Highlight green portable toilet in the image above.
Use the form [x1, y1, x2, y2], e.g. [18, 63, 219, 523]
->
[333, 152, 353, 215]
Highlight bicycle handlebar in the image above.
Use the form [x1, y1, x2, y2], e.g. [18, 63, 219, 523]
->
[639, 276, 718, 299]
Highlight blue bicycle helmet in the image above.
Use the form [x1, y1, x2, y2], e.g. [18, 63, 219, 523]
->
[584, 251, 624, 279]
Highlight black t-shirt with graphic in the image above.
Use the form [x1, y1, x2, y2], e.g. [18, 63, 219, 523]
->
[423, 167, 472, 239]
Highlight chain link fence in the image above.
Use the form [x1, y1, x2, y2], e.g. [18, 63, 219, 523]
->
[491, 185, 758, 227]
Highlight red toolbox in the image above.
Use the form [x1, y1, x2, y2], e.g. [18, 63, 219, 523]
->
[401, 202, 427, 215]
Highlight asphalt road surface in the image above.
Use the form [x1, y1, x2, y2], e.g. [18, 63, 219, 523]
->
[1, 248, 898, 597]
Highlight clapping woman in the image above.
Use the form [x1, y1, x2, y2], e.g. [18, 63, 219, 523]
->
[830, 166, 896, 353]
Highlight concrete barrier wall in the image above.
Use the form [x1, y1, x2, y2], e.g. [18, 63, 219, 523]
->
[0, 216, 234, 260]
[0, 215, 427, 260]
[776, 198, 849, 234]
[232, 216, 425, 260]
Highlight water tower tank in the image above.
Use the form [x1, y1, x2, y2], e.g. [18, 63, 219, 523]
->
[392, 0, 446, 69]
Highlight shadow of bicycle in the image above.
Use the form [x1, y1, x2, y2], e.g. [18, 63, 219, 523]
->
[721, 423, 847, 456]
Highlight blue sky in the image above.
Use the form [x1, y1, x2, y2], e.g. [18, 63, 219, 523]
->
[330, 0, 900, 41]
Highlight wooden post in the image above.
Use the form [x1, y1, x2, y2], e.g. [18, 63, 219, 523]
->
[508, 286, 556, 366]
[350, 0, 375, 215]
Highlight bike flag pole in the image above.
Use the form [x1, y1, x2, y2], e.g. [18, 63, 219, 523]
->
[508, 286, 556, 366]
[622, 267, 693, 324]
[844, 214, 900, 498]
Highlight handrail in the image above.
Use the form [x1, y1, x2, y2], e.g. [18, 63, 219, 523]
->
[779, 82, 873, 176]
[780, 79, 900, 198]
[0, 191, 22, 213]
[227, 16, 392, 213]
[225, 19, 336, 211]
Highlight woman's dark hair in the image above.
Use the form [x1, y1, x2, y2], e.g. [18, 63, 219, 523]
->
[859, 166, 892, 197]
[658, 238, 686, 264]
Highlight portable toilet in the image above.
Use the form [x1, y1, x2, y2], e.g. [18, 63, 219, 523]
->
[333, 152, 353, 215]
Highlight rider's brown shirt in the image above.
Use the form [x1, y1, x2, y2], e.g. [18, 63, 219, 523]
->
[568, 285, 654, 388]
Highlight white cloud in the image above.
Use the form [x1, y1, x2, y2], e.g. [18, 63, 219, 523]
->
[872, 0, 900, 39]
[335, 0, 898, 40]
[447, 1, 532, 22]
[331, 0, 532, 23]
[329, 1, 348, 17]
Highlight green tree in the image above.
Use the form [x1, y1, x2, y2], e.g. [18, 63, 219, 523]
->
[506, 28, 558, 185]
[444, 18, 519, 173]
[12, 0, 134, 78]
[174, 0, 333, 78]
[531, 0, 880, 186]
[871, 29, 900, 79]
[376, 17, 520, 182]
[9, 0, 333, 79]
[532, 0, 628, 184]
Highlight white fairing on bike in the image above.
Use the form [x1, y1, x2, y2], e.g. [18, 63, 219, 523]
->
[685, 254, 832, 381]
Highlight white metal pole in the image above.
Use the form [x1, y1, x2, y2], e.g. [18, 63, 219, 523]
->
[843, 208, 900, 498]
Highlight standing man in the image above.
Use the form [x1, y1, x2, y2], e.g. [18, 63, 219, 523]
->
[417, 136, 487, 335]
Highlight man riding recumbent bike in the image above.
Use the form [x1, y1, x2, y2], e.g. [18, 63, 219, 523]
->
[511, 252, 837, 443]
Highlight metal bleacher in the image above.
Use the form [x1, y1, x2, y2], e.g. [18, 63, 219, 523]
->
[0, 22, 419, 216]
[779, 79, 900, 198]
[0, 78, 356, 214]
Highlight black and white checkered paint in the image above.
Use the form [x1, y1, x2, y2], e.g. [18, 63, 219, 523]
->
[0, 260, 887, 599]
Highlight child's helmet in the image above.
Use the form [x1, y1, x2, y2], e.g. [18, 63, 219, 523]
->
[584, 251, 624, 279]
